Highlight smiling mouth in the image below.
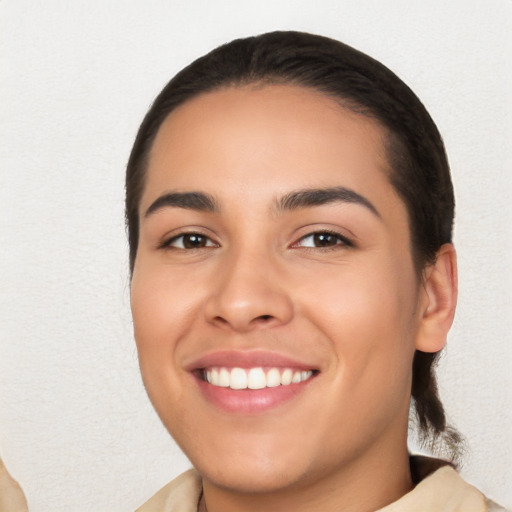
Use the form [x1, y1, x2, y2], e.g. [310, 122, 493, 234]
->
[201, 367, 316, 390]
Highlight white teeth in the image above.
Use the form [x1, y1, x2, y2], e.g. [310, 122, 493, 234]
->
[230, 368, 247, 390]
[247, 368, 266, 389]
[218, 368, 230, 387]
[301, 370, 312, 381]
[204, 366, 314, 389]
[281, 369, 293, 385]
[266, 368, 281, 387]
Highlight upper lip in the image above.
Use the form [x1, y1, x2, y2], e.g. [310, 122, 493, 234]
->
[185, 349, 319, 372]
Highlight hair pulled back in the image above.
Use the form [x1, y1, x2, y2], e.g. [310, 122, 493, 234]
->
[126, 30, 461, 460]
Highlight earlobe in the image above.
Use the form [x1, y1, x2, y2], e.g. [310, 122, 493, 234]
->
[415, 243, 458, 353]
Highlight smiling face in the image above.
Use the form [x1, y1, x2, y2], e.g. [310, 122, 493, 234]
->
[131, 85, 431, 503]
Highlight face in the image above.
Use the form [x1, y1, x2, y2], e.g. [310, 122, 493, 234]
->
[131, 85, 426, 494]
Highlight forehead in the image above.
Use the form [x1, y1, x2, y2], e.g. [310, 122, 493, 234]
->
[143, 84, 401, 217]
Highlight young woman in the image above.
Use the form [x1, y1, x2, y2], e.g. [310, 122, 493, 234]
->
[126, 31, 506, 512]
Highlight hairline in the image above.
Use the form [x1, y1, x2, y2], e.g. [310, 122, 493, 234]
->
[130, 80, 423, 276]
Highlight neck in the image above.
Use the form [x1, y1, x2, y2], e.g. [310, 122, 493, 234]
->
[201, 440, 413, 512]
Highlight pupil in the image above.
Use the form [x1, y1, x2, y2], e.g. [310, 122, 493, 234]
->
[184, 234, 205, 248]
[314, 233, 336, 247]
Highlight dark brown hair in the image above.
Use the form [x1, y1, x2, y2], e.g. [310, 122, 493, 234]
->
[126, 31, 461, 460]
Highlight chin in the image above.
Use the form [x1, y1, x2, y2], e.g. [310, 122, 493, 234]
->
[180, 430, 314, 493]
[196, 459, 307, 494]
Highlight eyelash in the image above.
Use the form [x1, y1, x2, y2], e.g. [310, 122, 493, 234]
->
[159, 230, 354, 251]
[159, 232, 218, 250]
[293, 230, 355, 250]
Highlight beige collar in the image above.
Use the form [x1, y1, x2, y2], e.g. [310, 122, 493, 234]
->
[136, 457, 502, 512]
[377, 463, 488, 511]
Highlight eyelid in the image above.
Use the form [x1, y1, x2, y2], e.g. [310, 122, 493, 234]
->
[158, 229, 219, 250]
[292, 229, 355, 249]
[156, 226, 355, 251]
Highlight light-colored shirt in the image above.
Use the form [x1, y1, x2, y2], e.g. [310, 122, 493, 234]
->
[136, 457, 508, 512]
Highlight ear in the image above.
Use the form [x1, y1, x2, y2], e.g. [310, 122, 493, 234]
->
[415, 243, 458, 353]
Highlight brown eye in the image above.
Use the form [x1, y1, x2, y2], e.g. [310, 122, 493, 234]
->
[165, 233, 216, 249]
[313, 233, 339, 247]
[182, 234, 208, 248]
[295, 231, 353, 249]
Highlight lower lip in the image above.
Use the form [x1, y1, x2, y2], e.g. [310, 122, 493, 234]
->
[194, 374, 315, 414]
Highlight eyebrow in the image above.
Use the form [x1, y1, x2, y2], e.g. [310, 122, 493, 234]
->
[274, 186, 381, 218]
[144, 186, 380, 219]
[144, 191, 219, 217]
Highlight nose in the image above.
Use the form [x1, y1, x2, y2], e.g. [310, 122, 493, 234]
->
[204, 249, 294, 332]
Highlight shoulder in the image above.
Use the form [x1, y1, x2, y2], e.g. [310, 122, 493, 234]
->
[0, 458, 28, 512]
[137, 459, 509, 512]
[135, 469, 202, 512]
[377, 456, 509, 512]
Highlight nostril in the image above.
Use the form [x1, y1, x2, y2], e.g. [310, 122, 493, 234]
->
[257, 315, 273, 321]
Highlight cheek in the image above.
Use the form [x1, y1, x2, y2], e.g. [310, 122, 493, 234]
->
[130, 265, 190, 392]
[130, 257, 221, 420]
[131, 262, 200, 344]
[301, 259, 418, 390]
[130, 267, 195, 430]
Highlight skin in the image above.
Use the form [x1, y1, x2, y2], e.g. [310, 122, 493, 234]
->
[131, 85, 457, 512]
